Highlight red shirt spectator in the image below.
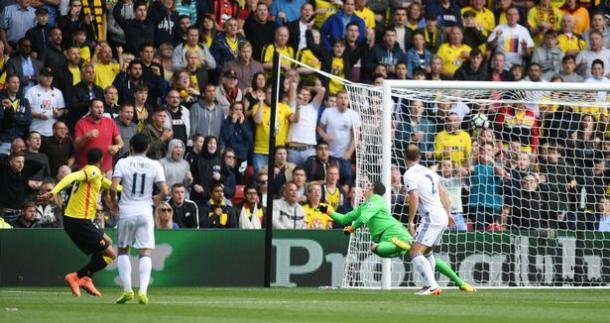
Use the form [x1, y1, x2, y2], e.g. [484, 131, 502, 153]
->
[74, 99, 123, 173]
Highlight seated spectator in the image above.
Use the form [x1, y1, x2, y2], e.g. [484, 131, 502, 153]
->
[557, 55, 584, 82]
[40, 121, 74, 177]
[272, 181, 306, 229]
[461, 10, 487, 51]
[34, 180, 62, 228]
[454, 48, 488, 81]
[320, 0, 365, 51]
[532, 30, 563, 79]
[220, 102, 252, 184]
[261, 146, 295, 197]
[488, 6, 534, 71]
[585, 59, 610, 102]
[26, 67, 65, 137]
[576, 31, 610, 79]
[416, 13, 445, 54]
[199, 182, 237, 228]
[303, 182, 333, 229]
[320, 164, 346, 210]
[292, 166, 308, 204]
[434, 112, 472, 170]
[468, 142, 505, 230]
[210, 18, 245, 75]
[220, 148, 237, 199]
[256, 170, 269, 208]
[160, 139, 192, 189]
[510, 63, 525, 80]
[405, 32, 432, 79]
[0, 152, 43, 223]
[172, 66, 201, 108]
[261, 26, 294, 74]
[190, 83, 224, 139]
[154, 201, 179, 229]
[163, 89, 190, 146]
[24, 131, 50, 180]
[223, 41, 264, 92]
[596, 197, 610, 231]
[496, 102, 539, 154]
[425, 0, 461, 33]
[437, 26, 471, 78]
[168, 183, 199, 229]
[461, 0, 495, 36]
[489, 52, 515, 81]
[440, 160, 467, 231]
[0, 74, 32, 154]
[243, 2, 276, 62]
[171, 26, 216, 74]
[527, 0, 561, 45]
[582, 11, 610, 50]
[238, 185, 264, 229]
[11, 201, 41, 228]
[191, 135, 222, 203]
[303, 142, 352, 188]
[427, 55, 445, 80]
[143, 106, 173, 160]
[557, 14, 586, 58]
[215, 69, 243, 114]
[367, 28, 404, 78]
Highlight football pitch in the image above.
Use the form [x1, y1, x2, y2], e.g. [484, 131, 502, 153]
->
[1, 287, 610, 322]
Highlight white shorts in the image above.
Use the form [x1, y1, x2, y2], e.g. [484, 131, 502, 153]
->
[117, 214, 155, 249]
[414, 218, 447, 247]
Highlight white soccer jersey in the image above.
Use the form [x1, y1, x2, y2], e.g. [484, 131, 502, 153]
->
[403, 164, 446, 220]
[113, 155, 166, 215]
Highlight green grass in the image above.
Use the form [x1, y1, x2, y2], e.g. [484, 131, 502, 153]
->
[1, 287, 610, 322]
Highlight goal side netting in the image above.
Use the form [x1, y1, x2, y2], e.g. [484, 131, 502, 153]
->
[280, 54, 610, 288]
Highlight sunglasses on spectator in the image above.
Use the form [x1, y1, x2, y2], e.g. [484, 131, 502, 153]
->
[160, 208, 172, 212]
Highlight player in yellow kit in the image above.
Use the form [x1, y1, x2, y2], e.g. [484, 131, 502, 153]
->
[39, 148, 118, 297]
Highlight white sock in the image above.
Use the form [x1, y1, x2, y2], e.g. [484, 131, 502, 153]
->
[117, 255, 132, 292]
[138, 256, 152, 295]
[412, 254, 439, 290]
[425, 252, 436, 273]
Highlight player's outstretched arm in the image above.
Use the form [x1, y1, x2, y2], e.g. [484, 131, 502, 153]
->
[326, 206, 360, 226]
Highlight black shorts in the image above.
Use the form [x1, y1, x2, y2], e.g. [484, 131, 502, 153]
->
[63, 216, 107, 255]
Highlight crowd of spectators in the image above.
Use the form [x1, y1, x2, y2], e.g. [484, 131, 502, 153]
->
[1, 0, 610, 232]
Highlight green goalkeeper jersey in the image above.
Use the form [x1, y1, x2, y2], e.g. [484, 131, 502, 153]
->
[330, 194, 403, 242]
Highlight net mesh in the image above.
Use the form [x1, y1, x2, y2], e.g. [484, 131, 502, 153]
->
[280, 54, 610, 288]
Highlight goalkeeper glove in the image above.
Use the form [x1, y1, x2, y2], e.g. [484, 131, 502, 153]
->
[317, 204, 328, 214]
[343, 226, 354, 235]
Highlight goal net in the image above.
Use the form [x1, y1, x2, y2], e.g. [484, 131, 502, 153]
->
[278, 54, 610, 288]
[344, 80, 610, 288]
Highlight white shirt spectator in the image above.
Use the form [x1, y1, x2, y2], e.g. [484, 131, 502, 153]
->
[488, 24, 534, 70]
[576, 48, 610, 78]
[26, 84, 65, 136]
[585, 76, 610, 102]
[288, 102, 319, 146]
[319, 107, 362, 159]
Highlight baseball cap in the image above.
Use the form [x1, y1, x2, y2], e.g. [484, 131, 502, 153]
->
[223, 70, 238, 79]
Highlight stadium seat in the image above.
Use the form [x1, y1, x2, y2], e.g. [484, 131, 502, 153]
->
[232, 185, 245, 206]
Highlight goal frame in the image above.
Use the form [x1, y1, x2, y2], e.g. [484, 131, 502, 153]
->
[373, 80, 610, 290]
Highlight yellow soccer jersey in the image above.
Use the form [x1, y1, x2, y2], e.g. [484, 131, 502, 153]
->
[437, 43, 471, 77]
[304, 203, 334, 229]
[557, 33, 586, 54]
[323, 185, 343, 210]
[355, 7, 375, 30]
[262, 44, 294, 75]
[527, 6, 561, 44]
[52, 165, 111, 219]
[94, 62, 120, 90]
[314, 0, 339, 29]
[329, 56, 345, 94]
[434, 130, 472, 164]
[253, 102, 293, 154]
[461, 6, 495, 36]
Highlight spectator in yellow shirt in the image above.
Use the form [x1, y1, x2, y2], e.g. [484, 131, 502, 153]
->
[262, 26, 294, 75]
[303, 182, 334, 229]
[557, 13, 586, 57]
[434, 112, 472, 169]
[92, 42, 121, 90]
[527, 0, 562, 44]
[437, 26, 472, 78]
[461, 0, 496, 36]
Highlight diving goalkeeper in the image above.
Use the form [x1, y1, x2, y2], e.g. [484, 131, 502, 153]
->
[321, 182, 474, 292]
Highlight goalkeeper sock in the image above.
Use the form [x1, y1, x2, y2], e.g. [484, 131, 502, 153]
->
[374, 242, 403, 258]
[77, 253, 107, 278]
[412, 254, 439, 290]
[435, 258, 464, 286]
[139, 256, 152, 295]
[118, 254, 132, 292]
